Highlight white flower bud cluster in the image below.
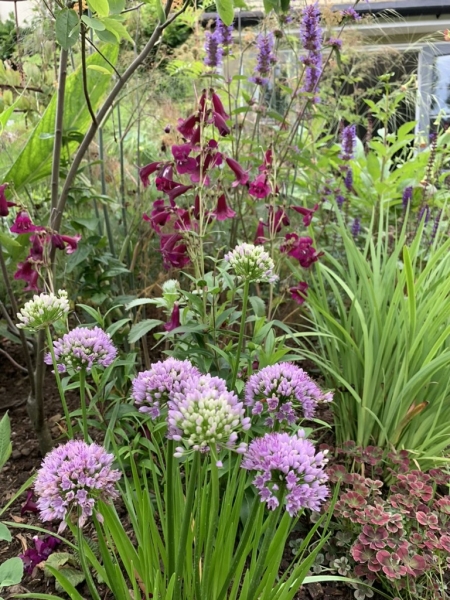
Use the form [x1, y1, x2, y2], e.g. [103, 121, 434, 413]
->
[224, 243, 278, 283]
[16, 290, 70, 332]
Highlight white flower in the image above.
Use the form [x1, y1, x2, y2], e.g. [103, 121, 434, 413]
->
[16, 290, 70, 332]
[224, 243, 278, 283]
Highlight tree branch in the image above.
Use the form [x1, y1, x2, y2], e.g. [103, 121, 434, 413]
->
[79, 7, 97, 127]
[0, 347, 28, 373]
[51, 49, 68, 211]
[0, 83, 45, 93]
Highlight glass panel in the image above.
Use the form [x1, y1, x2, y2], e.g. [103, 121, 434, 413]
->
[431, 55, 450, 117]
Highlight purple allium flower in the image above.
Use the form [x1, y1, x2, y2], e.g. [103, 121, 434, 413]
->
[168, 378, 250, 455]
[402, 186, 413, 210]
[216, 17, 233, 48]
[204, 30, 223, 69]
[351, 217, 361, 238]
[241, 430, 329, 515]
[44, 326, 117, 373]
[245, 362, 332, 425]
[300, 3, 322, 101]
[132, 358, 201, 419]
[34, 440, 121, 531]
[340, 125, 357, 160]
[249, 33, 277, 86]
[344, 167, 353, 192]
[20, 535, 61, 574]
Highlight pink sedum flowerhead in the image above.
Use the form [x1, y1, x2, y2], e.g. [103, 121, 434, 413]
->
[45, 326, 117, 373]
[245, 362, 332, 425]
[34, 440, 121, 531]
[224, 242, 278, 283]
[132, 358, 201, 419]
[242, 430, 329, 515]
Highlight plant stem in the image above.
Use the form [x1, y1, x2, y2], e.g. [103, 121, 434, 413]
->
[50, 49, 68, 212]
[231, 279, 250, 390]
[174, 452, 200, 599]
[166, 439, 175, 578]
[45, 326, 73, 438]
[201, 455, 220, 599]
[29, 330, 53, 455]
[77, 524, 102, 600]
[79, 368, 89, 442]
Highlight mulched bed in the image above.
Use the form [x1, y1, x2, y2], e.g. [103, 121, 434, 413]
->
[0, 337, 360, 600]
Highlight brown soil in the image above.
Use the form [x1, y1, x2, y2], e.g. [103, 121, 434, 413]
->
[0, 338, 360, 600]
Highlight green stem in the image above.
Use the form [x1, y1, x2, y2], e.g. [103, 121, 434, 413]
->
[201, 454, 220, 599]
[216, 495, 262, 600]
[166, 439, 175, 578]
[79, 369, 89, 442]
[231, 279, 250, 390]
[45, 326, 73, 438]
[77, 522, 102, 600]
[174, 452, 201, 599]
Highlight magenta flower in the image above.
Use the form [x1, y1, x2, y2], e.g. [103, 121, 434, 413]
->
[226, 157, 249, 187]
[20, 535, 61, 574]
[143, 199, 173, 233]
[21, 490, 39, 516]
[167, 183, 193, 205]
[140, 161, 163, 188]
[160, 233, 190, 269]
[51, 233, 81, 254]
[10, 211, 43, 234]
[211, 194, 236, 221]
[172, 143, 197, 176]
[164, 303, 181, 331]
[29, 234, 45, 262]
[14, 261, 39, 291]
[0, 183, 15, 217]
[291, 203, 318, 226]
[241, 430, 329, 515]
[212, 111, 230, 137]
[178, 114, 200, 140]
[211, 91, 230, 120]
[34, 440, 121, 531]
[132, 358, 201, 419]
[254, 219, 266, 245]
[281, 233, 323, 268]
[268, 206, 289, 234]
[249, 173, 271, 199]
[290, 281, 308, 305]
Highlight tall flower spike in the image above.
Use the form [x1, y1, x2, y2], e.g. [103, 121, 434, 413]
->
[340, 125, 357, 160]
[215, 16, 233, 48]
[300, 3, 322, 101]
[44, 326, 117, 373]
[34, 440, 121, 531]
[224, 242, 278, 283]
[249, 33, 277, 86]
[16, 290, 69, 332]
[245, 362, 332, 425]
[242, 431, 329, 515]
[132, 358, 201, 419]
[204, 30, 223, 70]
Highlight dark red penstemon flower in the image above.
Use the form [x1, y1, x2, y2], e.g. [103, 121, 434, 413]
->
[21, 490, 39, 516]
[139, 162, 163, 188]
[249, 173, 271, 199]
[226, 157, 249, 187]
[143, 199, 173, 233]
[0, 183, 15, 217]
[174, 208, 195, 231]
[212, 112, 230, 137]
[211, 194, 236, 221]
[268, 206, 289, 233]
[211, 91, 229, 120]
[254, 220, 266, 245]
[281, 233, 323, 268]
[14, 260, 39, 291]
[10, 212, 43, 234]
[177, 114, 200, 140]
[159, 233, 190, 269]
[29, 234, 45, 262]
[172, 144, 197, 176]
[291, 203, 319, 226]
[51, 233, 81, 254]
[164, 303, 181, 332]
[289, 281, 308, 305]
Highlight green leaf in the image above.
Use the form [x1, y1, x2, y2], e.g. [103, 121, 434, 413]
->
[102, 17, 134, 43]
[233, 0, 248, 8]
[216, 0, 234, 26]
[108, 0, 126, 13]
[87, 64, 113, 75]
[263, 0, 279, 13]
[280, 0, 289, 12]
[0, 231, 20, 252]
[81, 15, 106, 30]
[155, 0, 166, 23]
[0, 413, 11, 470]
[55, 9, 80, 50]
[95, 29, 118, 44]
[0, 557, 23, 588]
[0, 524, 11, 543]
[106, 317, 130, 337]
[249, 296, 266, 318]
[87, 0, 109, 17]
[128, 319, 163, 344]
[3, 44, 119, 191]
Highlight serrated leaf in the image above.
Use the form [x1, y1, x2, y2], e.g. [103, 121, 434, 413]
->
[0, 524, 11, 543]
[55, 9, 80, 50]
[87, 0, 109, 17]
[216, 0, 234, 26]
[102, 17, 134, 43]
[81, 15, 105, 30]
[3, 45, 119, 191]
[0, 413, 11, 470]
[0, 231, 20, 252]
[128, 319, 163, 344]
[0, 557, 23, 588]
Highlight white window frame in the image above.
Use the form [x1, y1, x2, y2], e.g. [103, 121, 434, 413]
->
[416, 42, 450, 138]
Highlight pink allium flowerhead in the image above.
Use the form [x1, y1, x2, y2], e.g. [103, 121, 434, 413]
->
[245, 362, 332, 426]
[168, 375, 250, 457]
[44, 326, 117, 373]
[132, 358, 201, 419]
[34, 440, 121, 531]
[241, 430, 329, 515]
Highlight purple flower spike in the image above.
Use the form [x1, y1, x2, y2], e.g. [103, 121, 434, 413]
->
[241, 430, 329, 515]
[245, 362, 332, 425]
[340, 125, 357, 160]
[402, 186, 413, 210]
[204, 30, 223, 69]
[249, 33, 277, 86]
[300, 3, 323, 101]
[132, 358, 201, 419]
[215, 17, 233, 47]
[34, 440, 121, 531]
[44, 326, 117, 373]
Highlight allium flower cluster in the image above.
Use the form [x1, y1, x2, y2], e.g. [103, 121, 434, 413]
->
[224, 242, 278, 283]
[45, 326, 117, 373]
[245, 362, 332, 425]
[16, 290, 69, 332]
[34, 440, 121, 531]
[249, 33, 277, 86]
[132, 358, 201, 418]
[169, 375, 250, 455]
[242, 431, 329, 515]
[300, 3, 323, 101]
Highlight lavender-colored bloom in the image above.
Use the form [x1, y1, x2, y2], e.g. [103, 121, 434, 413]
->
[245, 362, 332, 426]
[351, 218, 361, 238]
[249, 33, 277, 86]
[34, 440, 121, 531]
[132, 358, 201, 419]
[216, 17, 233, 47]
[431, 209, 442, 241]
[300, 3, 322, 101]
[169, 378, 250, 455]
[340, 7, 361, 21]
[344, 167, 353, 192]
[418, 204, 430, 224]
[204, 31, 223, 69]
[402, 186, 413, 210]
[241, 430, 329, 515]
[336, 193, 345, 209]
[326, 37, 342, 50]
[45, 326, 117, 373]
[340, 125, 356, 160]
